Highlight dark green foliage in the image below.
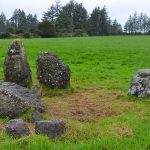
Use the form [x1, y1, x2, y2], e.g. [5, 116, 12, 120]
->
[38, 21, 56, 38]
[24, 32, 31, 38]
[124, 11, 150, 34]
[0, 0, 123, 37]
[0, 32, 11, 39]
[0, 12, 7, 32]
[88, 6, 117, 35]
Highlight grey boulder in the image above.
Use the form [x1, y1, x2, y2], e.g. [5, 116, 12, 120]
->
[0, 81, 45, 117]
[30, 111, 42, 123]
[35, 119, 65, 138]
[37, 52, 70, 88]
[4, 39, 32, 88]
[5, 119, 30, 138]
[129, 69, 150, 98]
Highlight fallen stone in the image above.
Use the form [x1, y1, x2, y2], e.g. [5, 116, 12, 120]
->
[5, 119, 30, 138]
[4, 39, 32, 88]
[35, 118, 65, 138]
[129, 69, 150, 98]
[31, 111, 42, 123]
[0, 81, 45, 117]
[37, 52, 70, 88]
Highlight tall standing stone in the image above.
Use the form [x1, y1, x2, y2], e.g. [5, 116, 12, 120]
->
[36, 52, 71, 88]
[4, 40, 32, 88]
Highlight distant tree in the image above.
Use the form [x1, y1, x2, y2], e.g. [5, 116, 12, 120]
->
[88, 6, 112, 35]
[18, 10, 27, 32]
[124, 12, 150, 34]
[142, 14, 148, 33]
[138, 13, 144, 33]
[73, 3, 88, 31]
[132, 11, 138, 33]
[38, 20, 56, 37]
[27, 14, 38, 32]
[55, 0, 75, 33]
[10, 9, 28, 32]
[0, 12, 7, 32]
[43, 0, 61, 22]
[112, 19, 122, 34]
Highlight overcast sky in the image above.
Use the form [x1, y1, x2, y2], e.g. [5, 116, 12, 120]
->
[0, 0, 150, 26]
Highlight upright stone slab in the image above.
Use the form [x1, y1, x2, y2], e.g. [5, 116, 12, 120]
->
[37, 52, 70, 88]
[4, 40, 32, 88]
[129, 69, 150, 98]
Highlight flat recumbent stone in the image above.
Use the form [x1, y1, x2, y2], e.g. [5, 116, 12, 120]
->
[129, 69, 150, 98]
[35, 118, 65, 138]
[0, 81, 45, 117]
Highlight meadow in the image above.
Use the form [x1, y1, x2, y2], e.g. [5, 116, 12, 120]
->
[1, 36, 150, 150]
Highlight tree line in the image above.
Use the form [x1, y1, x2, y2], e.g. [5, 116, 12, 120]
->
[124, 12, 150, 34]
[0, 9, 38, 38]
[41, 0, 122, 37]
[0, 0, 123, 38]
[1, 1, 150, 38]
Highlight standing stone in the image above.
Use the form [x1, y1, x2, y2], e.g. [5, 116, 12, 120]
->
[5, 119, 30, 138]
[35, 119, 65, 138]
[129, 69, 150, 98]
[4, 39, 32, 88]
[37, 52, 70, 88]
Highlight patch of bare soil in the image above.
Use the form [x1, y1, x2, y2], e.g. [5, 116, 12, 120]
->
[43, 88, 127, 122]
[0, 122, 4, 131]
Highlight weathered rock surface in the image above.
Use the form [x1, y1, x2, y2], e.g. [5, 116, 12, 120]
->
[37, 52, 70, 88]
[5, 119, 30, 138]
[0, 81, 45, 117]
[4, 39, 32, 88]
[129, 69, 150, 98]
[35, 119, 65, 138]
[31, 111, 42, 123]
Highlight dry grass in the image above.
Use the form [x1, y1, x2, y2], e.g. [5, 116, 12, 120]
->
[43, 88, 132, 122]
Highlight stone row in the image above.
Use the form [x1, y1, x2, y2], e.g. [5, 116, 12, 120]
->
[5, 118, 65, 138]
[4, 39, 71, 89]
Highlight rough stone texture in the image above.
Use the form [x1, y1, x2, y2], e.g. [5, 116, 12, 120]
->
[37, 52, 70, 88]
[129, 69, 150, 98]
[31, 111, 42, 123]
[4, 39, 32, 88]
[0, 81, 45, 117]
[5, 119, 30, 138]
[35, 119, 65, 138]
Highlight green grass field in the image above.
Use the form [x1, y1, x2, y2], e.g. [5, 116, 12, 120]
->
[1, 36, 150, 150]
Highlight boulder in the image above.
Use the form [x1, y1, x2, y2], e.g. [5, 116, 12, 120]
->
[37, 52, 70, 88]
[35, 118, 65, 138]
[4, 39, 32, 88]
[5, 119, 30, 138]
[0, 81, 45, 117]
[30, 111, 42, 123]
[129, 69, 150, 98]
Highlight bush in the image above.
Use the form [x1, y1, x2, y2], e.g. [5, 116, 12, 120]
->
[6, 28, 15, 34]
[38, 21, 56, 38]
[24, 32, 31, 38]
[0, 32, 11, 39]
[16, 29, 24, 34]
[73, 29, 88, 37]
[56, 32, 73, 37]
